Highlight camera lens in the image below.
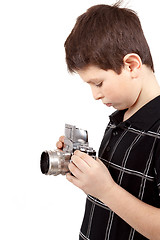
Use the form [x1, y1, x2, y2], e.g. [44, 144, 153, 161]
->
[40, 151, 49, 174]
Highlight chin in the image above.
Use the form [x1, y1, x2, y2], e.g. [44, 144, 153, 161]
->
[113, 104, 128, 111]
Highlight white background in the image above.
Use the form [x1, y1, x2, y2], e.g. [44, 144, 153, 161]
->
[0, 0, 160, 239]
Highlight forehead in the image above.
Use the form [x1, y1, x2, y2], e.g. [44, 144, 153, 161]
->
[77, 65, 106, 83]
[77, 65, 118, 83]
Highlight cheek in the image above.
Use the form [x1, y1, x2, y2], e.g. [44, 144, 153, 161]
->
[103, 84, 121, 99]
[123, 84, 142, 106]
[129, 81, 142, 98]
[102, 83, 113, 96]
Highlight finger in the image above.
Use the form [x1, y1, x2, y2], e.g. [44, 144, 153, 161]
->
[56, 141, 63, 149]
[71, 155, 90, 173]
[74, 150, 95, 167]
[68, 161, 83, 179]
[59, 136, 65, 142]
[66, 172, 82, 189]
[56, 136, 65, 149]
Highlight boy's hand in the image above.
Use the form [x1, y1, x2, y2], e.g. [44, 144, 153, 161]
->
[66, 150, 115, 200]
[56, 136, 65, 150]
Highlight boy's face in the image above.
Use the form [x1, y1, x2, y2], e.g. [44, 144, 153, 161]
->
[77, 65, 142, 110]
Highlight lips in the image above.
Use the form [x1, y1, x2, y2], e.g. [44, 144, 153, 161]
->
[105, 103, 112, 107]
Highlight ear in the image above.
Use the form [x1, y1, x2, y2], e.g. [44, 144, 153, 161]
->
[123, 53, 142, 78]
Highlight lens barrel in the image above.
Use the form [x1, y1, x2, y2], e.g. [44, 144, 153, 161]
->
[40, 152, 50, 174]
[40, 150, 71, 176]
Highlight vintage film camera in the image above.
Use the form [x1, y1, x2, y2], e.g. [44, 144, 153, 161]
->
[40, 124, 96, 176]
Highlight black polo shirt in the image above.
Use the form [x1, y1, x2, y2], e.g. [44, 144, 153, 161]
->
[79, 96, 160, 240]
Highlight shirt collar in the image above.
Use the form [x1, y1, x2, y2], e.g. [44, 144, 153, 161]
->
[109, 95, 160, 131]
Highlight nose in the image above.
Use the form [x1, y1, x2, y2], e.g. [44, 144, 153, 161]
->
[91, 87, 103, 100]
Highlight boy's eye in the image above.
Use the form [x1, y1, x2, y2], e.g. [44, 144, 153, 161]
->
[96, 82, 103, 88]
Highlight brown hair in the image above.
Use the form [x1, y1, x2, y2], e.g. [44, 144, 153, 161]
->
[64, 3, 154, 74]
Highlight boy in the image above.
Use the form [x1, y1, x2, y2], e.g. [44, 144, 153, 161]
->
[56, 3, 160, 240]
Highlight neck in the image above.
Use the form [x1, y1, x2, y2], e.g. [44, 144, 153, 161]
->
[124, 66, 160, 121]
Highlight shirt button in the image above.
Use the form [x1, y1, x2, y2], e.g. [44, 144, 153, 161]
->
[113, 131, 118, 136]
[106, 146, 110, 151]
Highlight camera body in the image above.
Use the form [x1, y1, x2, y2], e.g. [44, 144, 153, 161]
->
[40, 124, 96, 176]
